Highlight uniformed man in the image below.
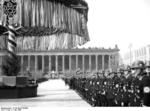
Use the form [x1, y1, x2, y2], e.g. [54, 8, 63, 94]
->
[141, 64, 150, 106]
[106, 78, 116, 106]
[131, 60, 147, 106]
[124, 66, 132, 79]
[117, 68, 124, 78]
[145, 62, 150, 76]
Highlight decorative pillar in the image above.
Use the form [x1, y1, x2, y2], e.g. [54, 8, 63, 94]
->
[56, 55, 58, 73]
[89, 55, 91, 72]
[102, 55, 105, 70]
[3, 0, 17, 58]
[49, 55, 51, 72]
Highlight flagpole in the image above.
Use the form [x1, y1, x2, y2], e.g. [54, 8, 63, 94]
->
[129, 44, 132, 66]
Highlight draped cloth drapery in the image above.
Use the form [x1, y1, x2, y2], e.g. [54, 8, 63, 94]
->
[0, 0, 89, 50]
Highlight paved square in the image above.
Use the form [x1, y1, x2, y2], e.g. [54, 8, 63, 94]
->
[0, 79, 90, 107]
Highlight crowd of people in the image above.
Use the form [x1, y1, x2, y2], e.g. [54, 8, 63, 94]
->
[63, 61, 150, 107]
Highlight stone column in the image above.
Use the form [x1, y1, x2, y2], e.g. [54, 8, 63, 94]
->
[89, 55, 91, 72]
[56, 55, 58, 73]
[0, 56, 2, 65]
[102, 55, 105, 70]
[76, 55, 78, 70]
[34, 55, 37, 81]
[69, 55, 71, 73]
[49, 55, 51, 72]
[109, 55, 111, 70]
[42, 55, 44, 72]
[0, 56, 2, 75]
[28, 55, 31, 70]
[82, 55, 85, 73]
[21, 56, 24, 73]
[96, 55, 98, 72]
[35, 55, 37, 72]
[62, 55, 65, 73]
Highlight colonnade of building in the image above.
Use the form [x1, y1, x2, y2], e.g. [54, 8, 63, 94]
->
[0, 47, 119, 78]
[18, 54, 111, 73]
[0, 53, 117, 75]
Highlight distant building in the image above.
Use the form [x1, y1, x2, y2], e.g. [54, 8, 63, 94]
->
[123, 45, 150, 66]
[0, 47, 119, 77]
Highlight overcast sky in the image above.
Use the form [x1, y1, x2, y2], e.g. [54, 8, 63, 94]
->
[79, 0, 150, 56]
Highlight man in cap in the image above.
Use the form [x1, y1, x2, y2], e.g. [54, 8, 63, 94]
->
[145, 63, 150, 76]
[131, 61, 145, 78]
[141, 64, 150, 106]
[131, 61, 150, 106]
[124, 66, 132, 79]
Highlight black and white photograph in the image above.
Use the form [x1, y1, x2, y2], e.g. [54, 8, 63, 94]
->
[0, 0, 150, 110]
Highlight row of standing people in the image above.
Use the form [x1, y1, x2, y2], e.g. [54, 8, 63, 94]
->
[63, 61, 150, 106]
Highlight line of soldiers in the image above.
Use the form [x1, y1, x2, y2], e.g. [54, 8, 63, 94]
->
[63, 61, 150, 107]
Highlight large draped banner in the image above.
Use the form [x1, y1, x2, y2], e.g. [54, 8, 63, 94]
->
[0, 0, 89, 50]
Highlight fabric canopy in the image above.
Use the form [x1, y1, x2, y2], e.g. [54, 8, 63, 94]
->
[0, 0, 89, 50]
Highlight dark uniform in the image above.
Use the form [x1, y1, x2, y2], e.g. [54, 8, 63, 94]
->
[140, 74, 150, 106]
[62, 62, 150, 107]
[131, 60, 148, 106]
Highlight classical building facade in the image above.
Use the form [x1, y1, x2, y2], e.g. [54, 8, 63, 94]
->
[0, 47, 119, 77]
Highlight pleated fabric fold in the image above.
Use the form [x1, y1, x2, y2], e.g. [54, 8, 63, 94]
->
[16, 33, 87, 51]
